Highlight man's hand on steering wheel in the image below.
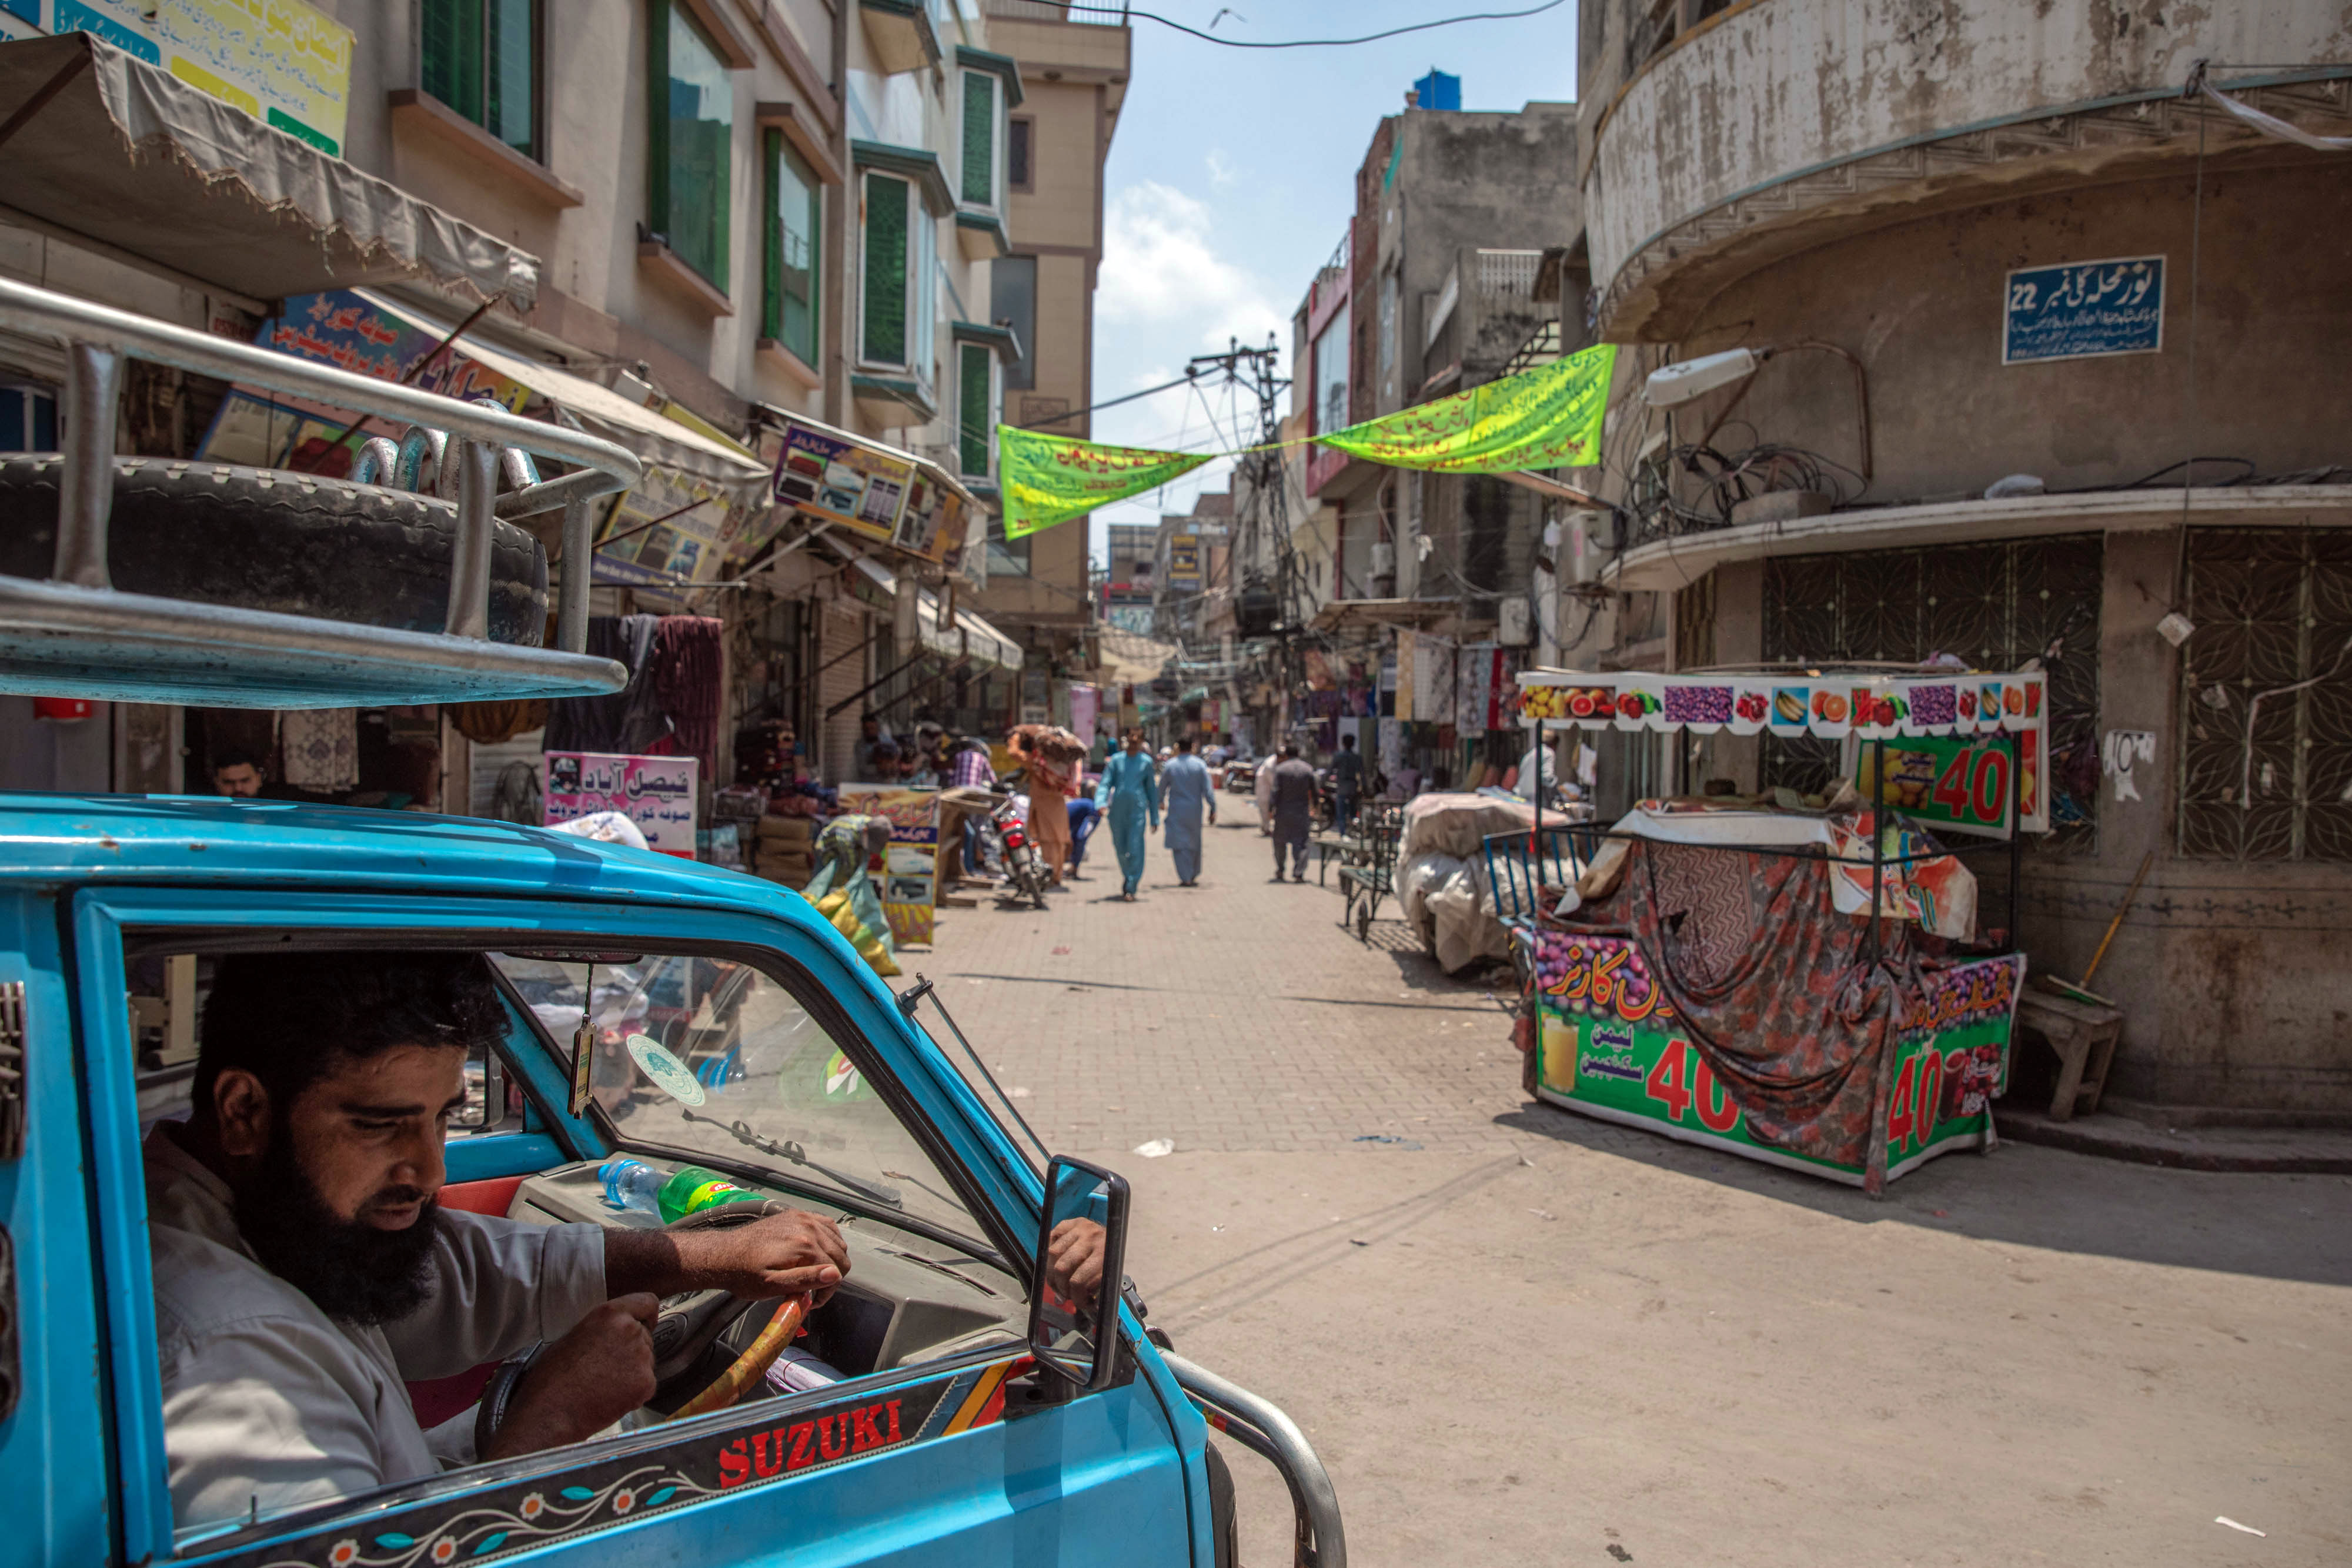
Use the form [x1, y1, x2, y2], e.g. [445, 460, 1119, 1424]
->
[693, 1209, 850, 1303]
[605, 1208, 851, 1305]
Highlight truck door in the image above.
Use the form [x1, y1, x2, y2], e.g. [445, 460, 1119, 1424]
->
[72, 887, 1195, 1567]
[0, 890, 115, 1563]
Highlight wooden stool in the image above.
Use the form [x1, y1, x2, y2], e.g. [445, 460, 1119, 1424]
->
[2016, 988, 2123, 1121]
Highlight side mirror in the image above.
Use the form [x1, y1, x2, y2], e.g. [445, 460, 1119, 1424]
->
[1026, 1156, 1130, 1392]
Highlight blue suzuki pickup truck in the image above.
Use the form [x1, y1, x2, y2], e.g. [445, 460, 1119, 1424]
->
[0, 793, 1338, 1567]
[0, 276, 1340, 1568]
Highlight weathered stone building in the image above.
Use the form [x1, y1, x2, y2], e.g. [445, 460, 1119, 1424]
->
[1566, 0, 2352, 1114]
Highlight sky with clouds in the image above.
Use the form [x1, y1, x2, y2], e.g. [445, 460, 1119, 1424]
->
[1077, 1, 1581, 563]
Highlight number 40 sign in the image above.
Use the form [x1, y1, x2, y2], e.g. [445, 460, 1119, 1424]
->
[1856, 733, 2043, 836]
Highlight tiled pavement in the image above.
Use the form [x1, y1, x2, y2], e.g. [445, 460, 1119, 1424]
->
[910, 816, 1532, 1156]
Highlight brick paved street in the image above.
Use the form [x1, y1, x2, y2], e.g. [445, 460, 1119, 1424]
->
[921, 814, 1526, 1158]
[915, 815, 2352, 1568]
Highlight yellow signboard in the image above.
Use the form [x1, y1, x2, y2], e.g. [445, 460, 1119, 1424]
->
[16, 0, 355, 153]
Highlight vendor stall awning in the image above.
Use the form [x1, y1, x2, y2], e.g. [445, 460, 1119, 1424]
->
[833, 547, 1021, 674]
[0, 34, 538, 309]
[353, 292, 769, 496]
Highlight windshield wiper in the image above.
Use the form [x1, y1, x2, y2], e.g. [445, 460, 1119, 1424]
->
[873, 1243, 1003, 1298]
[677, 1107, 906, 1209]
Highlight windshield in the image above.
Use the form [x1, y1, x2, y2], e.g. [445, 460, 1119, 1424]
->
[493, 952, 987, 1246]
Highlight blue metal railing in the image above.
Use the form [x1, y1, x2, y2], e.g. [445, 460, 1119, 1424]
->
[1481, 825, 1594, 924]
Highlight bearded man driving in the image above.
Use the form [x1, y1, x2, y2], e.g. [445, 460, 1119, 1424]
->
[147, 951, 850, 1528]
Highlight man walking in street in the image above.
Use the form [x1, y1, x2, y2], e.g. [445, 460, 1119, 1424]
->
[1268, 743, 1317, 882]
[1160, 735, 1217, 887]
[1095, 729, 1160, 901]
[1331, 731, 1365, 837]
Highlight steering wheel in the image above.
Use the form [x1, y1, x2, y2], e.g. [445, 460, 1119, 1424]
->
[475, 1201, 807, 1455]
[649, 1202, 794, 1404]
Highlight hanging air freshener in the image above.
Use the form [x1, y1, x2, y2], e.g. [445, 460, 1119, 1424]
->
[569, 964, 596, 1118]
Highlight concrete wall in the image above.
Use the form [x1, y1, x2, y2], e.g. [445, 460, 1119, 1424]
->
[1379, 105, 1582, 409]
[1653, 162, 2352, 505]
[2029, 527, 2352, 1112]
[323, 0, 840, 429]
[1578, 0, 2352, 295]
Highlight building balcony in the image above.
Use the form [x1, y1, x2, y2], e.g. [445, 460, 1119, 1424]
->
[1601, 482, 2352, 593]
[1418, 246, 1552, 396]
[1582, 1, 2352, 339]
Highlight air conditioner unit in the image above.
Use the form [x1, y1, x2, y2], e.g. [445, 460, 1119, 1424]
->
[1369, 541, 1396, 578]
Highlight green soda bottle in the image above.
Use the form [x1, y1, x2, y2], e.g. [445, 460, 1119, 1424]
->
[658, 1165, 766, 1223]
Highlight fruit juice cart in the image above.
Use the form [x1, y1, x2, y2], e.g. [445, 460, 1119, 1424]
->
[1501, 666, 2045, 1193]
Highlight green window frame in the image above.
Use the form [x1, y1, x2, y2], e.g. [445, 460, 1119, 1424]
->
[649, 0, 734, 292]
[957, 342, 993, 477]
[860, 171, 912, 367]
[960, 71, 996, 208]
[422, 0, 542, 160]
[763, 129, 821, 364]
[985, 514, 1030, 577]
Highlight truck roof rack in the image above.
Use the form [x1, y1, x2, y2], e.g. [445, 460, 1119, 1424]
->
[0, 276, 644, 708]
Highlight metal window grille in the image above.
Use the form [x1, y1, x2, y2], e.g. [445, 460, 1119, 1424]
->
[1761, 536, 2102, 848]
[2176, 528, 2352, 861]
[961, 72, 995, 206]
[861, 173, 911, 366]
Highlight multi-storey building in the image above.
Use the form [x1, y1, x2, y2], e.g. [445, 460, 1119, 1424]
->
[969, 1, 1131, 693]
[1268, 92, 1581, 774]
[1569, 0, 2352, 1115]
[1103, 521, 1157, 635]
[0, 0, 1116, 794]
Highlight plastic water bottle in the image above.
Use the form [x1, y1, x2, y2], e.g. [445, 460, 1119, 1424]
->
[658, 1165, 766, 1223]
[599, 1156, 666, 1217]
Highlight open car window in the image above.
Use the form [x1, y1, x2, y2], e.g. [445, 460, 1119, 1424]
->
[131, 951, 526, 1140]
[493, 952, 988, 1248]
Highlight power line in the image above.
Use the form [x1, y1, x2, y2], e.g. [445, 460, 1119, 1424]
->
[1063, 0, 1569, 49]
[1011, 365, 1238, 431]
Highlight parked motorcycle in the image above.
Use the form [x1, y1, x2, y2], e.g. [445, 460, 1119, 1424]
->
[979, 773, 1051, 909]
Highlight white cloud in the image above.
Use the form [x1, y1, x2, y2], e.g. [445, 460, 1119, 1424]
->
[1098, 181, 1284, 351]
[1205, 149, 1237, 188]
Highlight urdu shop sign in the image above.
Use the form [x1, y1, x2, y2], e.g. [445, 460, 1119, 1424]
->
[1, 0, 354, 153]
[2002, 255, 2163, 365]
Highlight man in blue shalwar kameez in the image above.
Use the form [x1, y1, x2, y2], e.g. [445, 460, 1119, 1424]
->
[1159, 734, 1217, 887]
[1095, 730, 1160, 901]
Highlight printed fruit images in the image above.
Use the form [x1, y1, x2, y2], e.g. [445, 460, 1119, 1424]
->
[1663, 684, 1733, 725]
[1909, 684, 1956, 728]
[1820, 693, 1849, 723]
[1773, 688, 1807, 724]
[1956, 688, 1977, 720]
[1873, 747, 1937, 809]
[2004, 685, 2024, 716]
[1733, 690, 1770, 724]
[1516, 686, 1570, 720]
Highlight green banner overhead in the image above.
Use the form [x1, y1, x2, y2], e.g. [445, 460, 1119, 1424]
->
[994, 342, 1616, 536]
[998, 429, 1213, 539]
[1317, 341, 1618, 472]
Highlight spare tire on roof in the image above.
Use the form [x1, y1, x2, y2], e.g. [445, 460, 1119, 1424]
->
[0, 454, 549, 646]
